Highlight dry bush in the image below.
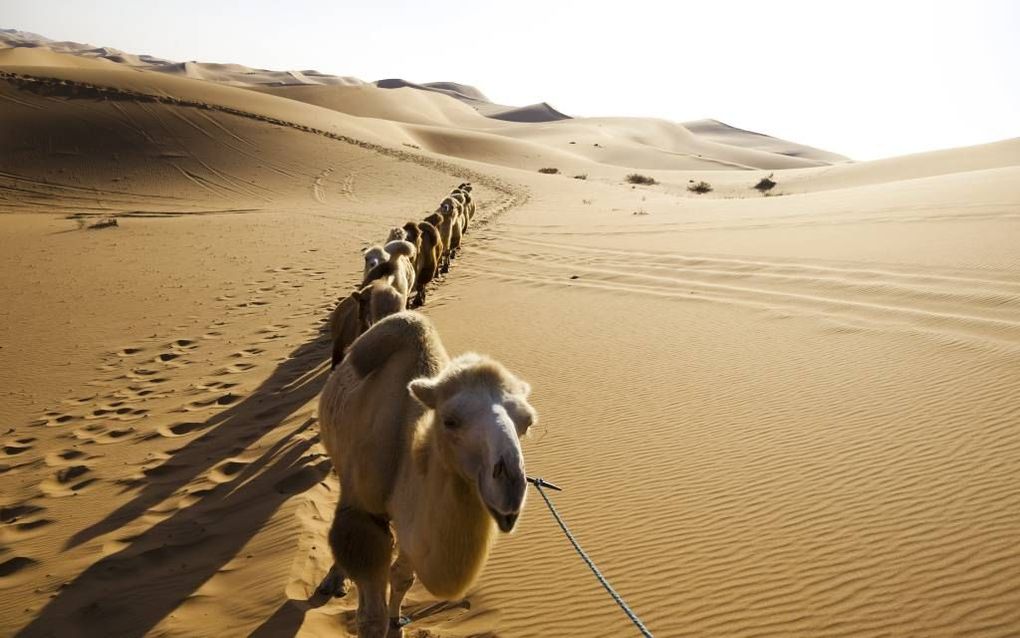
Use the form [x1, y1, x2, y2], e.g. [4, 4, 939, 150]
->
[626, 173, 657, 185]
[754, 173, 777, 193]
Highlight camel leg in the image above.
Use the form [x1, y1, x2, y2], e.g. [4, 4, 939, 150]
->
[356, 575, 389, 638]
[328, 503, 394, 637]
[317, 563, 348, 597]
[386, 553, 415, 638]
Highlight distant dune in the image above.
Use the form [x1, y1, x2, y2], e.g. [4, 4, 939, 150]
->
[2, 26, 1019, 638]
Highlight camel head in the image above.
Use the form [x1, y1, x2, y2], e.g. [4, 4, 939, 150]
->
[409, 354, 536, 533]
[362, 245, 387, 273]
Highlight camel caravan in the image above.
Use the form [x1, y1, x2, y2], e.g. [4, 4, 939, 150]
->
[330, 182, 474, 369]
[320, 183, 537, 637]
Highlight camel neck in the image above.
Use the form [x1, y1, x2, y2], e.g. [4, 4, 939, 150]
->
[406, 419, 494, 598]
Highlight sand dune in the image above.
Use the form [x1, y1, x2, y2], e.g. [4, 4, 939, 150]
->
[3, 29, 1020, 638]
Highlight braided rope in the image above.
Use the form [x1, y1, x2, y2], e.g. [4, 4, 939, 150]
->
[528, 477, 654, 637]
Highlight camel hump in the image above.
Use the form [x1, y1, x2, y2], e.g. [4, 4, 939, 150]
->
[386, 227, 407, 242]
[419, 221, 440, 240]
[384, 239, 416, 261]
[424, 212, 442, 226]
[362, 259, 397, 286]
[347, 311, 441, 378]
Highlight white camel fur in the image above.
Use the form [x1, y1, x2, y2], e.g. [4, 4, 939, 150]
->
[317, 311, 536, 637]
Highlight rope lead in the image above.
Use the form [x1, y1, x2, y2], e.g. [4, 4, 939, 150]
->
[526, 476, 654, 637]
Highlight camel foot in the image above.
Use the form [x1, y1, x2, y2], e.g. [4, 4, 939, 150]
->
[317, 565, 348, 598]
[387, 617, 410, 638]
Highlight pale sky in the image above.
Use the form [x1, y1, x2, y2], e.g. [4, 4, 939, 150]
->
[5, 0, 1019, 159]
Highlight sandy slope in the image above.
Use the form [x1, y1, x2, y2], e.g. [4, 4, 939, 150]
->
[2, 34, 1020, 638]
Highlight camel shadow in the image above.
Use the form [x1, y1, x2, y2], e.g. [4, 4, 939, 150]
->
[16, 333, 334, 637]
[66, 333, 330, 550]
[247, 593, 473, 638]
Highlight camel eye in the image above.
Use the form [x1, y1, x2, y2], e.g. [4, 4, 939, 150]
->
[443, 416, 460, 429]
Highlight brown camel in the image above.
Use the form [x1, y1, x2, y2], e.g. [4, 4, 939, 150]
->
[402, 221, 441, 306]
[424, 199, 461, 274]
[328, 294, 360, 370]
[450, 183, 474, 233]
[318, 312, 536, 638]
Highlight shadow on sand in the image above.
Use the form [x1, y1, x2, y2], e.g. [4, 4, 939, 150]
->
[17, 333, 333, 638]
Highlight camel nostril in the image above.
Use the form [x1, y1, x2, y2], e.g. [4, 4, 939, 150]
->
[493, 457, 506, 480]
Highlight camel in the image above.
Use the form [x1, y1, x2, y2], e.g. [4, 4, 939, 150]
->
[352, 280, 406, 331]
[328, 294, 361, 370]
[424, 199, 461, 274]
[363, 240, 416, 307]
[328, 273, 408, 369]
[363, 239, 416, 281]
[318, 311, 536, 638]
[402, 221, 441, 306]
[450, 183, 474, 233]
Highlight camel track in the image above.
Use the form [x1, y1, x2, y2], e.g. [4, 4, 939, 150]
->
[459, 231, 1020, 354]
[1, 70, 530, 638]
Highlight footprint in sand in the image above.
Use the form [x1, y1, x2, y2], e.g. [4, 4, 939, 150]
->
[215, 362, 256, 376]
[2, 502, 53, 537]
[181, 392, 241, 412]
[231, 347, 264, 358]
[2, 438, 35, 457]
[0, 556, 38, 578]
[209, 458, 250, 483]
[44, 448, 89, 466]
[156, 421, 212, 438]
[40, 463, 98, 496]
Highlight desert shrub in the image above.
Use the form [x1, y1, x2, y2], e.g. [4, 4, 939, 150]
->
[538, 167, 560, 174]
[688, 181, 713, 194]
[626, 173, 657, 185]
[753, 173, 776, 193]
[573, 174, 588, 180]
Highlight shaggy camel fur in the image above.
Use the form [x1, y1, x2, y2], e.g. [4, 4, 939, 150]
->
[328, 294, 361, 370]
[362, 239, 416, 282]
[318, 312, 536, 638]
[386, 227, 407, 243]
[402, 221, 441, 307]
[363, 239, 416, 302]
[351, 280, 405, 331]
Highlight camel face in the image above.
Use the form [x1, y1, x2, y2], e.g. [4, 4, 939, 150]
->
[409, 355, 536, 533]
[362, 246, 387, 276]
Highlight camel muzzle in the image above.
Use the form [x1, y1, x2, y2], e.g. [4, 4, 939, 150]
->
[483, 456, 526, 533]
[488, 505, 520, 533]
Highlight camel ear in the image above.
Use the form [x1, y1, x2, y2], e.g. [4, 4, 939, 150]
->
[408, 378, 439, 408]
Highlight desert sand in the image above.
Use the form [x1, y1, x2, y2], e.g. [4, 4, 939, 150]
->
[2, 28, 1019, 637]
